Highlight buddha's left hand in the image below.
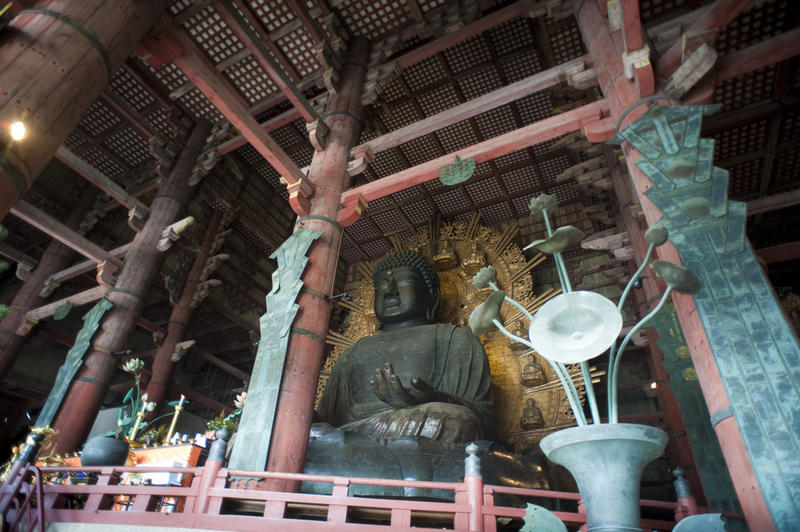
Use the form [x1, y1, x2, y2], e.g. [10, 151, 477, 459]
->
[369, 362, 437, 408]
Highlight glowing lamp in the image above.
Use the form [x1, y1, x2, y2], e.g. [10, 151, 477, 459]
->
[9, 121, 26, 141]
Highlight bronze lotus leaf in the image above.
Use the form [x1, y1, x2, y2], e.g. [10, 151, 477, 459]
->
[652, 260, 703, 295]
[644, 224, 668, 247]
[524, 225, 585, 255]
[469, 289, 506, 336]
[528, 194, 559, 216]
[472, 265, 497, 289]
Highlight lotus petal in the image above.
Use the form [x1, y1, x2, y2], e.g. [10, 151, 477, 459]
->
[529, 291, 622, 363]
[469, 290, 506, 336]
[472, 266, 497, 289]
[644, 224, 668, 246]
[524, 225, 585, 254]
[653, 260, 703, 294]
[528, 194, 558, 216]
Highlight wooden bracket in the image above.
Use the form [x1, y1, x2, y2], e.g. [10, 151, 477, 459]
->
[323, 68, 340, 95]
[582, 117, 616, 143]
[307, 118, 330, 152]
[172, 339, 196, 362]
[128, 206, 148, 232]
[315, 40, 342, 72]
[336, 194, 368, 227]
[96, 260, 119, 289]
[347, 146, 375, 177]
[568, 68, 598, 90]
[285, 178, 315, 217]
[157, 216, 195, 252]
[134, 28, 183, 68]
[15, 260, 35, 282]
[39, 278, 60, 298]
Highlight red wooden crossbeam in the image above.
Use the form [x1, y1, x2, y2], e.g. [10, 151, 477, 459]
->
[340, 99, 608, 210]
[716, 27, 800, 83]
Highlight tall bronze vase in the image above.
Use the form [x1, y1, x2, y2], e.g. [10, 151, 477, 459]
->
[540, 424, 668, 532]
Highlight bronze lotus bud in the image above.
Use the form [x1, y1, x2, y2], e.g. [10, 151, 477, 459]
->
[528, 194, 558, 216]
[524, 225, 585, 254]
[469, 290, 506, 336]
[472, 265, 497, 289]
[645, 224, 668, 246]
[652, 260, 703, 294]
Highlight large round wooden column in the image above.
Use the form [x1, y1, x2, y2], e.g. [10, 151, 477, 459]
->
[0, 187, 98, 379]
[265, 37, 369, 485]
[144, 208, 224, 410]
[51, 121, 211, 454]
[0, 1, 169, 219]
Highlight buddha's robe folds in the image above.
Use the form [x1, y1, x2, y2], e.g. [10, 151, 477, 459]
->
[316, 323, 494, 442]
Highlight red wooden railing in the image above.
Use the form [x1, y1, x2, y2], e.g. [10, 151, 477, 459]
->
[1, 452, 688, 531]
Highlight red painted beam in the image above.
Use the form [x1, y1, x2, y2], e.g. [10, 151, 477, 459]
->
[621, 0, 643, 51]
[148, 20, 306, 188]
[656, 0, 754, 80]
[341, 100, 607, 206]
[756, 241, 800, 265]
[717, 27, 800, 83]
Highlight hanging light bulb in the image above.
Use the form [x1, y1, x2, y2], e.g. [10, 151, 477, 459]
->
[9, 121, 26, 141]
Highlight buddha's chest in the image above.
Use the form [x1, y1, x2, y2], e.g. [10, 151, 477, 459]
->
[349, 325, 437, 388]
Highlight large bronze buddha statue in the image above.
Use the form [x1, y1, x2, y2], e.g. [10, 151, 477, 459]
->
[315, 250, 494, 442]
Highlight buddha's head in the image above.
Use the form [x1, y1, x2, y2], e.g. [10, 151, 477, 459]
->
[372, 250, 440, 329]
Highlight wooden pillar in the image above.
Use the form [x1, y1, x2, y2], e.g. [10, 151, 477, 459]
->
[265, 37, 369, 485]
[573, 1, 774, 528]
[0, 187, 98, 379]
[51, 120, 211, 455]
[144, 208, 224, 410]
[0, 1, 169, 219]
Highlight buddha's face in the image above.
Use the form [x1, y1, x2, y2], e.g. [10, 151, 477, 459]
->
[373, 265, 432, 328]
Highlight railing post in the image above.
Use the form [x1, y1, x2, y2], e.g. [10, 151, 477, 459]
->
[673, 466, 699, 521]
[578, 499, 588, 531]
[465, 442, 485, 532]
[192, 429, 228, 515]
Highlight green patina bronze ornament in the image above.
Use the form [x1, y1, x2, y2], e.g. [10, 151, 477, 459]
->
[644, 224, 668, 246]
[0, 260, 9, 273]
[0, 303, 8, 319]
[438, 156, 476, 185]
[53, 302, 73, 321]
[469, 289, 506, 336]
[0, 224, 8, 241]
[653, 260, 703, 295]
[524, 225, 585, 254]
[528, 194, 558, 216]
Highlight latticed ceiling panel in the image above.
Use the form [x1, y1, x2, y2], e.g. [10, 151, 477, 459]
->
[779, 108, 800, 139]
[435, 121, 479, 153]
[401, 198, 436, 225]
[443, 34, 493, 74]
[494, 149, 532, 169]
[185, 5, 243, 64]
[639, 0, 688, 24]
[370, 210, 407, 234]
[457, 65, 503, 100]
[64, 131, 89, 153]
[144, 107, 176, 138]
[181, 88, 226, 122]
[539, 154, 571, 184]
[370, 148, 407, 178]
[488, 16, 536, 56]
[770, 148, 800, 195]
[347, 216, 383, 242]
[277, 28, 319, 78]
[79, 100, 122, 137]
[500, 48, 545, 82]
[388, 185, 425, 204]
[417, 84, 462, 116]
[548, 22, 585, 64]
[713, 119, 769, 161]
[715, 65, 777, 110]
[379, 99, 422, 130]
[479, 201, 514, 224]
[403, 56, 447, 93]
[547, 181, 580, 204]
[340, 245, 368, 263]
[82, 146, 127, 179]
[717, 0, 789, 55]
[516, 92, 555, 125]
[227, 56, 280, 105]
[465, 176, 507, 205]
[473, 106, 518, 139]
[398, 135, 442, 166]
[361, 238, 393, 258]
[727, 159, 763, 199]
[250, 0, 296, 32]
[502, 166, 540, 195]
[109, 69, 157, 113]
[337, 0, 408, 39]
[431, 186, 467, 215]
[103, 128, 151, 168]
